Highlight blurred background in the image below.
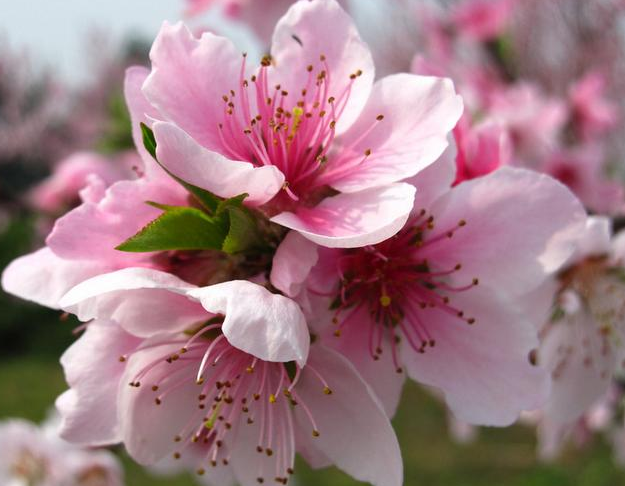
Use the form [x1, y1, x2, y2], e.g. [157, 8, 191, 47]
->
[2, 0, 625, 484]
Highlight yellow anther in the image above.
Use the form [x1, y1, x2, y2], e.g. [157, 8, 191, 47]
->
[380, 295, 392, 307]
[288, 106, 304, 142]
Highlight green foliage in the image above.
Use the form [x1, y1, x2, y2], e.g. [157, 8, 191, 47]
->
[115, 204, 229, 252]
[96, 90, 134, 154]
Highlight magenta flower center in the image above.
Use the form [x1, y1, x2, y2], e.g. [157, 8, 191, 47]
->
[329, 209, 479, 371]
[218, 54, 380, 205]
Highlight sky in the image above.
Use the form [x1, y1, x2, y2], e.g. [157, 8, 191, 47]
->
[0, 0, 381, 85]
[0, 0, 185, 84]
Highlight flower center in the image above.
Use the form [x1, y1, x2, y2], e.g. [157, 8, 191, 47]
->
[11, 449, 48, 484]
[217, 53, 379, 207]
[552, 256, 625, 374]
[329, 209, 479, 371]
[122, 322, 330, 484]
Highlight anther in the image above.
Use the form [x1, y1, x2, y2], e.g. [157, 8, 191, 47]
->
[197, 468, 205, 476]
[376, 114, 384, 121]
[173, 452, 181, 459]
[312, 430, 320, 437]
[323, 386, 333, 395]
[266, 448, 273, 457]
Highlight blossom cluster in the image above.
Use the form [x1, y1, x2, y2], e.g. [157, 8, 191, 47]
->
[3, 0, 625, 484]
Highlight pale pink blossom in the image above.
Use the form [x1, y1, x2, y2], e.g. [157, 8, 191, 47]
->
[1, 67, 192, 309]
[272, 153, 586, 423]
[29, 151, 138, 216]
[451, 0, 517, 42]
[0, 416, 123, 486]
[542, 145, 624, 215]
[488, 82, 568, 164]
[56, 268, 402, 486]
[185, 0, 295, 45]
[569, 71, 620, 141]
[535, 217, 625, 456]
[142, 0, 462, 248]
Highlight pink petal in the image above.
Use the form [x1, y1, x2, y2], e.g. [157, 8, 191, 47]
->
[270, 183, 416, 248]
[326, 74, 463, 193]
[29, 152, 127, 213]
[569, 216, 611, 262]
[1, 248, 110, 309]
[540, 317, 615, 424]
[230, 396, 295, 486]
[57, 320, 141, 446]
[405, 140, 457, 211]
[320, 306, 405, 417]
[187, 281, 309, 366]
[46, 175, 186, 265]
[119, 341, 202, 464]
[294, 345, 403, 486]
[143, 22, 242, 153]
[270, 0, 374, 134]
[59, 268, 206, 338]
[153, 121, 284, 206]
[124, 66, 168, 181]
[270, 231, 319, 297]
[400, 286, 549, 426]
[421, 168, 586, 297]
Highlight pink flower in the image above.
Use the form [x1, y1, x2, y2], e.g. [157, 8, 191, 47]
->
[452, 113, 512, 185]
[451, 0, 517, 41]
[142, 0, 462, 248]
[542, 145, 624, 215]
[488, 82, 568, 163]
[185, 0, 295, 45]
[56, 268, 402, 486]
[1, 153, 188, 309]
[29, 151, 137, 216]
[1, 68, 192, 310]
[0, 416, 123, 486]
[569, 70, 620, 141]
[537, 217, 625, 434]
[272, 154, 586, 424]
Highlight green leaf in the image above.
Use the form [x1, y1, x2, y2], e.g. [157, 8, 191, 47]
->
[116, 206, 228, 252]
[139, 123, 220, 213]
[222, 205, 260, 253]
[140, 122, 157, 160]
[216, 193, 248, 215]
